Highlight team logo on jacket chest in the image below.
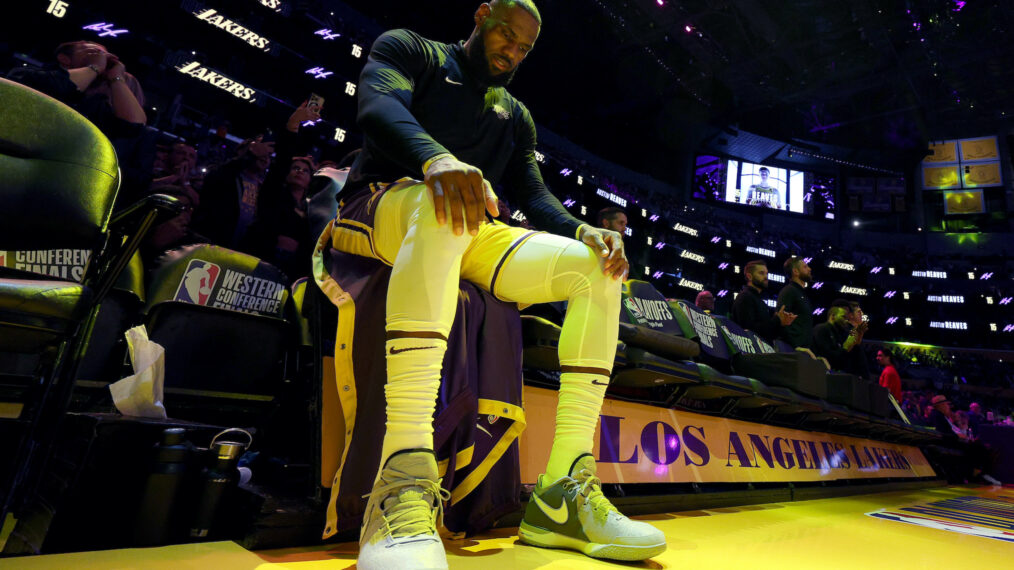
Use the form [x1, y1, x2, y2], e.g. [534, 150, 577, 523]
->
[492, 104, 510, 120]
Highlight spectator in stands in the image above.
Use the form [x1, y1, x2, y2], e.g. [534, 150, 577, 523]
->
[844, 301, 872, 378]
[695, 290, 715, 313]
[191, 135, 275, 252]
[8, 40, 146, 127]
[928, 395, 1001, 484]
[876, 349, 902, 401]
[151, 142, 198, 190]
[776, 256, 814, 348]
[968, 402, 985, 437]
[731, 260, 796, 343]
[8, 40, 151, 202]
[929, 395, 964, 440]
[253, 155, 315, 279]
[812, 300, 868, 371]
[140, 184, 207, 268]
[597, 207, 627, 234]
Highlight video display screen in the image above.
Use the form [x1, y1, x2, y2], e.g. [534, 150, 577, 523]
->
[693, 155, 837, 220]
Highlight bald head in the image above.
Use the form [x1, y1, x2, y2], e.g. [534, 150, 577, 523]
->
[490, 0, 542, 25]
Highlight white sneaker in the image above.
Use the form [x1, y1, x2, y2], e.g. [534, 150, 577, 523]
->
[983, 474, 1001, 486]
[519, 453, 667, 561]
[358, 449, 450, 570]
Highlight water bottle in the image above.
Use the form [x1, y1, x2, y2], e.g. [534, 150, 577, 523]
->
[189, 429, 251, 539]
[134, 428, 191, 546]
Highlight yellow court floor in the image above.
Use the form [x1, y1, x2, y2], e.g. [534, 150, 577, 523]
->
[4, 485, 1012, 570]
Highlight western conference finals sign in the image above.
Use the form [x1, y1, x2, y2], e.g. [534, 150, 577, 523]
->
[520, 387, 935, 484]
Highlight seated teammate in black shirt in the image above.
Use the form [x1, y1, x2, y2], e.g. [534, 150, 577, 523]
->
[313, 2, 664, 568]
[730, 260, 796, 343]
[812, 300, 867, 371]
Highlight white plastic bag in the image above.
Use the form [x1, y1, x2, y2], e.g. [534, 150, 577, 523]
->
[108, 325, 168, 419]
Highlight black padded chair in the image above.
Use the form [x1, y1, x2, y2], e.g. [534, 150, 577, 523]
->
[74, 252, 146, 398]
[0, 78, 177, 524]
[143, 244, 294, 425]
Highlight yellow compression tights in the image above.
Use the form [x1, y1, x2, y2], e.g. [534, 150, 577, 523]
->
[369, 182, 620, 479]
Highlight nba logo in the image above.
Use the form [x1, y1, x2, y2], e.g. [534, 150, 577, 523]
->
[624, 297, 648, 324]
[173, 259, 221, 305]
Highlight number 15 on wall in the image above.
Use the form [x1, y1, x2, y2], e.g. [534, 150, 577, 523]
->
[47, 0, 70, 18]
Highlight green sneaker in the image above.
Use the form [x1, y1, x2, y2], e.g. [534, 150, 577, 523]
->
[519, 453, 666, 561]
[358, 449, 451, 570]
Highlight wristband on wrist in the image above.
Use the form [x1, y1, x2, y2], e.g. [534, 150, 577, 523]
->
[86, 64, 102, 75]
[422, 153, 454, 175]
[575, 223, 590, 240]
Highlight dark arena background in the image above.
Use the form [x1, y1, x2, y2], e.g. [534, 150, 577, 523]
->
[1, 0, 1013, 567]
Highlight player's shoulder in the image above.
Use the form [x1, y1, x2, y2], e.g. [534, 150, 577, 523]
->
[373, 29, 452, 60]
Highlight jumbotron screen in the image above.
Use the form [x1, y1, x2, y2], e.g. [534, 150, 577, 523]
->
[693, 155, 837, 220]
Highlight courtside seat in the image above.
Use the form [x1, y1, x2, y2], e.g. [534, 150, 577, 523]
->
[773, 339, 795, 353]
[143, 244, 293, 423]
[669, 299, 736, 374]
[0, 78, 178, 526]
[868, 382, 893, 418]
[520, 314, 563, 371]
[729, 377, 798, 421]
[608, 348, 703, 409]
[825, 372, 864, 410]
[619, 280, 700, 361]
[669, 362, 754, 415]
[709, 313, 830, 400]
[76, 252, 146, 389]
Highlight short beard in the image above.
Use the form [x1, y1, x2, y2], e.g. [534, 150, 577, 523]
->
[465, 30, 517, 87]
[750, 278, 767, 291]
[800, 273, 813, 284]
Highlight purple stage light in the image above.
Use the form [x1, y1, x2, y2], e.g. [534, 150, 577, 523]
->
[305, 66, 333, 79]
[315, 28, 341, 40]
[83, 22, 129, 37]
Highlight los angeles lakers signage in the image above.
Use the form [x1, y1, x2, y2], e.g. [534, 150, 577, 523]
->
[175, 62, 257, 102]
[192, 7, 273, 52]
[520, 387, 935, 484]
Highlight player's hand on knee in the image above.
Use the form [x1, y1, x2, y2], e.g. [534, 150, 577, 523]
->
[424, 156, 490, 236]
[580, 226, 629, 281]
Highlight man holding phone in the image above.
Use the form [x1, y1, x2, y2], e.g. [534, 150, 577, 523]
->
[314, 1, 663, 568]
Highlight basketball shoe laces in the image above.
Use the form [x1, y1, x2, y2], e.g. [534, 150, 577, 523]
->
[565, 469, 619, 523]
[362, 477, 451, 539]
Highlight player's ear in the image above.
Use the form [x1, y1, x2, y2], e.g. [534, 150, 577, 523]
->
[475, 3, 492, 25]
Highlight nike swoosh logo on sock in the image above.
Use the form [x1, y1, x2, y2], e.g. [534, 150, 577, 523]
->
[445, 76, 463, 85]
[389, 345, 438, 355]
[591, 379, 610, 386]
[533, 493, 570, 525]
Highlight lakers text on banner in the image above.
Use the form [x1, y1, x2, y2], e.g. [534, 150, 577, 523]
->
[519, 386, 936, 484]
